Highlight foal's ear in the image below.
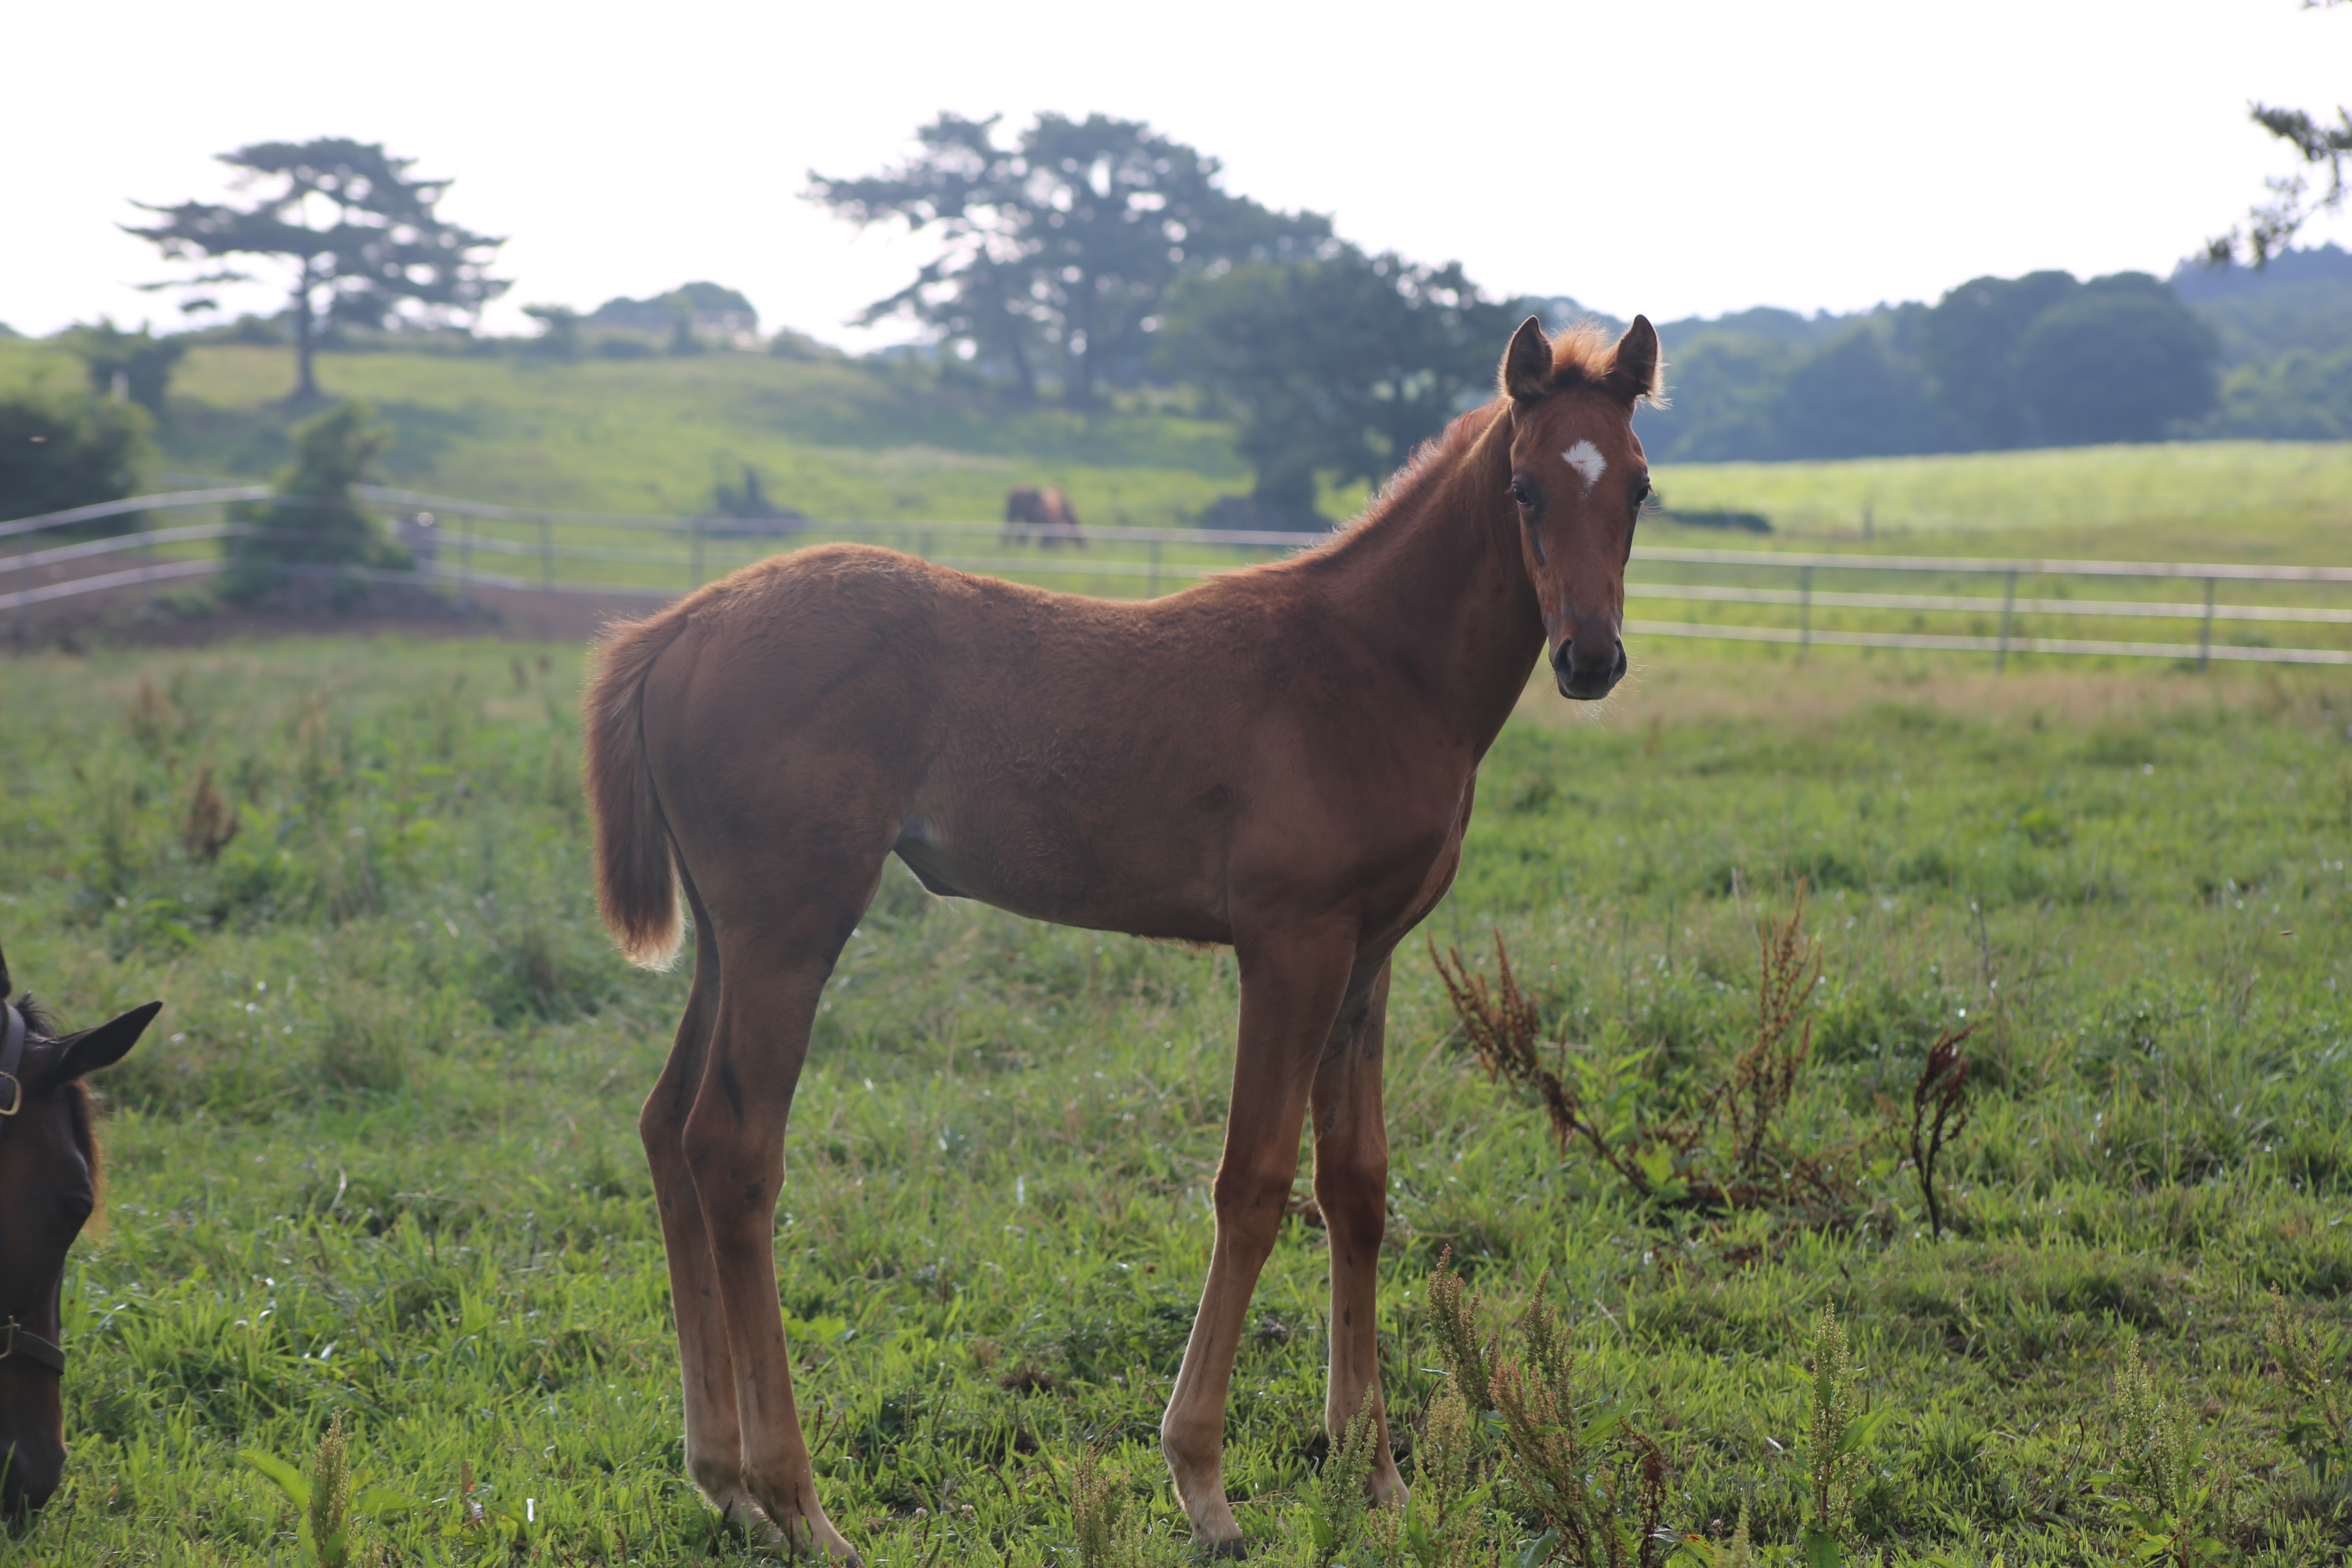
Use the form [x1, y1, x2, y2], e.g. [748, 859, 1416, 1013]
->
[1605, 315, 1663, 405]
[55, 1001, 162, 1082]
[1501, 316, 1556, 402]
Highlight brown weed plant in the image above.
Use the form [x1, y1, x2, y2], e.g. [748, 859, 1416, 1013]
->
[1905, 1027, 1975, 1240]
[1431, 884, 1886, 1224]
[182, 764, 241, 864]
[1422, 1253, 1669, 1568]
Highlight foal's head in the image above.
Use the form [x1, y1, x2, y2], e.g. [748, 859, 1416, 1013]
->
[1498, 314, 1662, 700]
[0, 947, 157, 1517]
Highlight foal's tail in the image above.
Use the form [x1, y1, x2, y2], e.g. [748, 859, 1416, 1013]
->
[584, 608, 692, 969]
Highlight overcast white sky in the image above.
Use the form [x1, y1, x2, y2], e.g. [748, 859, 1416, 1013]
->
[4, 0, 2345, 348]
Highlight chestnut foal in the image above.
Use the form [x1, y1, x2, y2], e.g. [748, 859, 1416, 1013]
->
[0, 947, 158, 1515]
[585, 315, 1661, 1558]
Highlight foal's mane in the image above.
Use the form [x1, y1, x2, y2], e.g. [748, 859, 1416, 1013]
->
[1299, 401, 1507, 558]
[1540, 321, 1635, 394]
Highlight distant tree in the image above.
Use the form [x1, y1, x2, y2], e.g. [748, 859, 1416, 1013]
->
[2210, 344, 2352, 438]
[1918, 271, 2080, 447]
[1630, 331, 1797, 462]
[810, 114, 1330, 408]
[0, 385, 151, 526]
[1771, 326, 1958, 459]
[1163, 247, 1519, 519]
[225, 399, 403, 606]
[2210, 0, 2351, 266]
[2015, 275, 2218, 444]
[127, 139, 508, 403]
[59, 320, 187, 418]
[520, 305, 582, 361]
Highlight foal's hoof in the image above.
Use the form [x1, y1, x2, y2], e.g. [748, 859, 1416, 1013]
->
[1200, 1539, 1249, 1560]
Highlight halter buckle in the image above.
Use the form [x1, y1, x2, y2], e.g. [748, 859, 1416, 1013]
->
[0, 1070, 18, 1116]
[0, 1319, 16, 1358]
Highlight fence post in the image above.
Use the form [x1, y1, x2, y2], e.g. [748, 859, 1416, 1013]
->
[1996, 569, 2018, 673]
[1798, 565, 1813, 657]
[1148, 538, 1160, 600]
[690, 519, 704, 590]
[460, 517, 474, 615]
[2199, 577, 2216, 671]
[13, 540, 25, 643]
[539, 516, 554, 598]
[142, 519, 155, 615]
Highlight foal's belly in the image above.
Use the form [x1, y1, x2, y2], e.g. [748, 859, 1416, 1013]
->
[891, 806, 1234, 945]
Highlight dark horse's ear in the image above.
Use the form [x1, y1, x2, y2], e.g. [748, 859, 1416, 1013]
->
[0, 940, 11, 1002]
[1501, 316, 1555, 402]
[54, 1001, 162, 1082]
[1605, 315, 1663, 405]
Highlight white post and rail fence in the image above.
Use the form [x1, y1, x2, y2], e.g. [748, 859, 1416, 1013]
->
[7, 486, 2351, 669]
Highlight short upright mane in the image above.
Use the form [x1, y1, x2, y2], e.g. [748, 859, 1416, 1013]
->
[1497, 317, 1667, 410]
[1546, 323, 1625, 389]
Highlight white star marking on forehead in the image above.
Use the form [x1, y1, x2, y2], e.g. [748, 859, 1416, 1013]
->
[1562, 440, 1606, 492]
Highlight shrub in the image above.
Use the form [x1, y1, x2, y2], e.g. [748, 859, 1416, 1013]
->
[223, 399, 408, 607]
[0, 381, 151, 524]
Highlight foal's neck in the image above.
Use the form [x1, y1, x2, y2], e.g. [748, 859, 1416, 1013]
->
[1315, 408, 1544, 756]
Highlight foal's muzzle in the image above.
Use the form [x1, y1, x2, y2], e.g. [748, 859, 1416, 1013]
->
[1553, 636, 1628, 701]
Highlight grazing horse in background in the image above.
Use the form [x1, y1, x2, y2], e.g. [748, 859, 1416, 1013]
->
[0, 947, 158, 1516]
[1001, 484, 1084, 550]
[584, 315, 1662, 1559]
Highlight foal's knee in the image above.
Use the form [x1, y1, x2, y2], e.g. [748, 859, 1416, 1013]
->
[1211, 1160, 1295, 1252]
[1313, 1154, 1388, 1251]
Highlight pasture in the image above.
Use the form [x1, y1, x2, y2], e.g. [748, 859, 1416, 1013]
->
[0, 630, 2348, 1565]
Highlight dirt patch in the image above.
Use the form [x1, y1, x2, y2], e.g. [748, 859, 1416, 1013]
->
[3, 582, 667, 654]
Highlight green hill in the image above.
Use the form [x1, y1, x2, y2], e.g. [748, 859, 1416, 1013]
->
[0, 338, 1254, 527]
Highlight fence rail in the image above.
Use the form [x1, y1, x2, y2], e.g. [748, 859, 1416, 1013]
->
[7, 487, 2350, 667]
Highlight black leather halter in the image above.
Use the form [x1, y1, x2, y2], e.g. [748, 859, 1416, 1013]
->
[0, 1001, 68, 1377]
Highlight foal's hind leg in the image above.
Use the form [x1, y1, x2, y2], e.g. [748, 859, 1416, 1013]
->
[682, 843, 889, 1562]
[639, 880, 767, 1525]
[1311, 958, 1407, 1510]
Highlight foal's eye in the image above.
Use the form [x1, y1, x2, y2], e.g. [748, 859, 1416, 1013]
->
[1509, 480, 1534, 508]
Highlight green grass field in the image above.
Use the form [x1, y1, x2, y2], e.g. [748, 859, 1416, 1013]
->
[1, 631, 2350, 1566]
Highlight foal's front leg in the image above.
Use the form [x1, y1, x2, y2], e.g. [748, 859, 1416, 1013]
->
[1163, 923, 1358, 1554]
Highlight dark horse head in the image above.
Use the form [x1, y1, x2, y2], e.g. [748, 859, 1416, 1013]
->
[0, 946, 158, 1517]
[1497, 313, 1663, 701]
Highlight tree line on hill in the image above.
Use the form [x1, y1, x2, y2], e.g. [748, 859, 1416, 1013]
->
[9, 122, 2352, 533]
